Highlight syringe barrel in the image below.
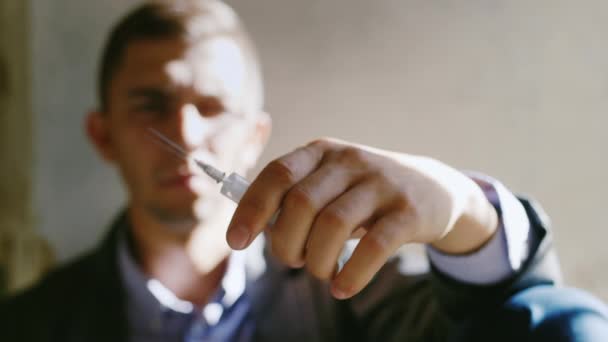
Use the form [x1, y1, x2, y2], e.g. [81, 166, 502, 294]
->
[220, 172, 279, 225]
[220, 172, 250, 204]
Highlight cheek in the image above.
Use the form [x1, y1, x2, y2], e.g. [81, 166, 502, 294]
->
[112, 130, 158, 184]
[210, 122, 254, 170]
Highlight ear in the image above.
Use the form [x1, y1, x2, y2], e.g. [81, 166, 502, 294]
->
[85, 110, 116, 163]
[239, 111, 272, 172]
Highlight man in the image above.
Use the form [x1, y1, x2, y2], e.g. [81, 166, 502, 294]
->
[2, 0, 607, 341]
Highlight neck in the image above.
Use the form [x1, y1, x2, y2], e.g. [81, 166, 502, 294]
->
[128, 205, 233, 306]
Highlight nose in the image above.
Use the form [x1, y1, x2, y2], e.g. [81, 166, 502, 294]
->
[175, 103, 209, 152]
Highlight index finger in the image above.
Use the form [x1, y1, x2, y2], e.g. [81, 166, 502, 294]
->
[226, 141, 328, 249]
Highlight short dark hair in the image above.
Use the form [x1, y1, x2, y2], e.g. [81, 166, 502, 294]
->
[98, 0, 263, 112]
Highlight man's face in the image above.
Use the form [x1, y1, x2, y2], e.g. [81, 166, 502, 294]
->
[88, 36, 269, 228]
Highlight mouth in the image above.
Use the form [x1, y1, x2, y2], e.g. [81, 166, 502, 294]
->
[159, 174, 197, 189]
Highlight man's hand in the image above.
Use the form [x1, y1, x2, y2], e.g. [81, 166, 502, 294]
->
[226, 138, 498, 299]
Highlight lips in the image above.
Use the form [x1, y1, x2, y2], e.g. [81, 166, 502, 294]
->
[158, 169, 216, 194]
[159, 173, 196, 189]
[156, 157, 217, 192]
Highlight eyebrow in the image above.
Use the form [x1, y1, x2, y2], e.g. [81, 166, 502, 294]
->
[127, 87, 173, 101]
[125, 86, 234, 114]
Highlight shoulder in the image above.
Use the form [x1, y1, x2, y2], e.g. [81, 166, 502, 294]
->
[2, 215, 127, 314]
[0, 251, 101, 337]
[32, 251, 97, 289]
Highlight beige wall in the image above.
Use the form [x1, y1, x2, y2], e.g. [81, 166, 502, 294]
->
[32, 0, 608, 300]
[1, 0, 53, 294]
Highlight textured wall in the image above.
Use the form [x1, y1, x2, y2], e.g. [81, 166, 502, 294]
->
[32, 0, 608, 301]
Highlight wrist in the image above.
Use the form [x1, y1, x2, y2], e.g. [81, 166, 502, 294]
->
[432, 183, 499, 254]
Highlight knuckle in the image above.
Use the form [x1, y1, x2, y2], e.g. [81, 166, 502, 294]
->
[392, 192, 411, 211]
[240, 196, 271, 215]
[307, 137, 332, 150]
[265, 159, 298, 186]
[317, 207, 350, 230]
[343, 146, 364, 159]
[362, 233, 390, 257]
[284, 185, 317, 211]
[338, 147, 368, 166]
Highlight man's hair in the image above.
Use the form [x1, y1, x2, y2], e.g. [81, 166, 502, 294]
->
[98, 0, 263, 112]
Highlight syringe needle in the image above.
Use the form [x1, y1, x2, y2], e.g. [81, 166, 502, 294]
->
[146, 127, 351, 272]
[196, 161, 226, 183]
[147, 128, 227, 183]
[148, 128, 189, 160]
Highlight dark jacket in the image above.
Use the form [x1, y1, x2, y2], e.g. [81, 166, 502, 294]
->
[0, 198, 561, 341]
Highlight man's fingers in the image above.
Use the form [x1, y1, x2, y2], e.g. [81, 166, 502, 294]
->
[331, 210, 414, 299]
[305, 179, 388, 280]
[227, 143, 327, 249]
[270, 163, 354, 267]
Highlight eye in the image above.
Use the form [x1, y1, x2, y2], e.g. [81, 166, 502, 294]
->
[131, 99, 173, 121]
[135, 101, 167, 113]
[197, 97, 225, 118]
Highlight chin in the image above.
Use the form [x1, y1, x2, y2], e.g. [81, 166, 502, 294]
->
[165, 220, 202, 235]
[149, 195, 219, 222]
[144, 201, 198, 228]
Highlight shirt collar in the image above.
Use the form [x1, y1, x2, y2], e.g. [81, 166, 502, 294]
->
[116, 221, 274, 311]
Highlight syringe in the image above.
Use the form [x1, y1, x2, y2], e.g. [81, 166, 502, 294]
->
[148, 128, 270, 210]
[148, 128, 351, 271]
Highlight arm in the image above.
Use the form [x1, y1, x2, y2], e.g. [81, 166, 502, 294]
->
[430, 196, 563, 319]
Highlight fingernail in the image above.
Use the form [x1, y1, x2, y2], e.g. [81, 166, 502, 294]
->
[331, 264, 339, 278]
[331, 284, 349, 300]
[228, 225, 250, 250]
[290, 259, 306, 269]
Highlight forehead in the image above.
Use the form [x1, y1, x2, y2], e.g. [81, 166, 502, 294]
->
[112, 36, 247, 102]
